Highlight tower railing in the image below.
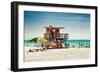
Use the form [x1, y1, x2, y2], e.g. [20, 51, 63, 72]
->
[44, 33, 69, 39]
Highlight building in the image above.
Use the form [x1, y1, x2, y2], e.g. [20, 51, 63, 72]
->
[44, 25, 69, 43]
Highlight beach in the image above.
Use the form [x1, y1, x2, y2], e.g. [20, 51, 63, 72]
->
[24, 47, 90, 62]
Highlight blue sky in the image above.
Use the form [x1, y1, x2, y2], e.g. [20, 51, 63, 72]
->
[24, 11, 90, 40]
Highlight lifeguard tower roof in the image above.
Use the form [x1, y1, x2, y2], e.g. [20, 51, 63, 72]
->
[44, 27, 64, 29]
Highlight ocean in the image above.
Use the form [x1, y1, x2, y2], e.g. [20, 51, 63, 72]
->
[64, 40, 90, 48]
[24, 40, 90, 48]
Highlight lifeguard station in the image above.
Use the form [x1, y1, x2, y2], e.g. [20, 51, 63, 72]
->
[44, 25, 69, 48]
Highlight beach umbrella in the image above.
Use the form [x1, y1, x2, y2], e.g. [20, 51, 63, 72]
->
[31, 38, 38, 42]
[37, 37, 47, 44]
[31, 37, 47, 44]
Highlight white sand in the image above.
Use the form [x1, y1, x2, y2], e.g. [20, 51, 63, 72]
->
[24, 47, 90, 62]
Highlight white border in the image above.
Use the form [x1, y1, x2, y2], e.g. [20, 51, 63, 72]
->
[18, 5, 96, 68]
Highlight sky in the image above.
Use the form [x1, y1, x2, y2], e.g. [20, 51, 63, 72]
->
[24, 11, 90, 40]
